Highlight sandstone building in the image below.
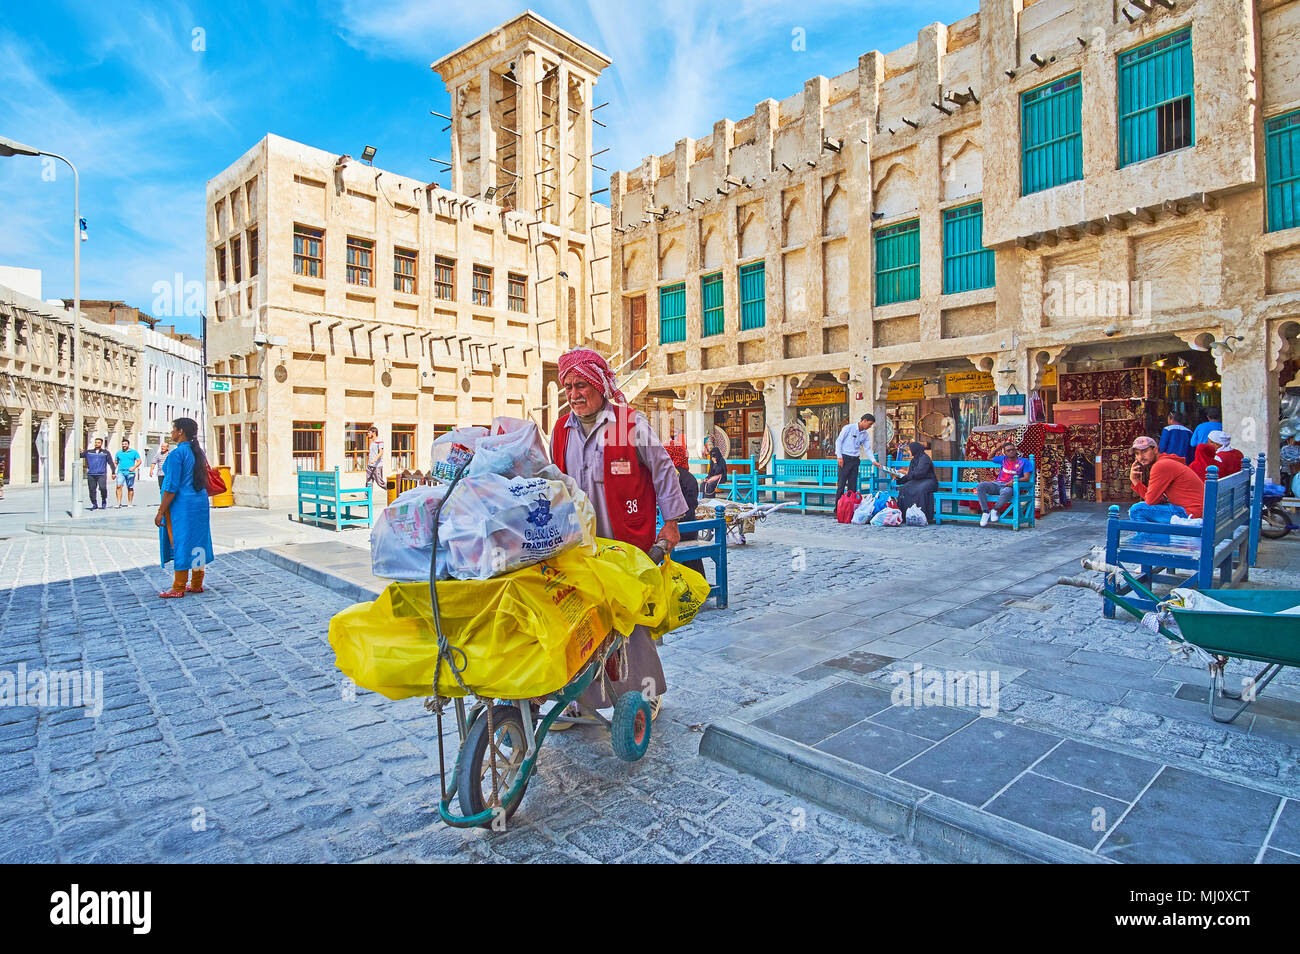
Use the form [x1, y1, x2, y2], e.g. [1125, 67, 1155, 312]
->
[0, 276, 143, 488]
[205, 12, 612, 505]
[610, 0, 1300, 484]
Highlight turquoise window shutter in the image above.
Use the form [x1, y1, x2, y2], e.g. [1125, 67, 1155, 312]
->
[701, 272, 725, 336]
[739, 263, 765, 330]
[874, 219, 920, 305]
[943, 202, 994, 294]
[659, 282, 686, 344]
[1267, 110, 1300, 233]
[1021, 72, 1083, 195]
[1118, 28, 1194, 167]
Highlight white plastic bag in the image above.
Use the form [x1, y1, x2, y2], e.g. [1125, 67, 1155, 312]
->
[370, 485, 450, 580]
[905, 504, 928, 526]
[437, 473, 596, 580]
[871, 506, 903, 527]
[467, 418, 551, 479]
[851, 499, 874, 525]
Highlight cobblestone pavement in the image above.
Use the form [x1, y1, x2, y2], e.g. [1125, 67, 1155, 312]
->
[0, 535, 932, 863]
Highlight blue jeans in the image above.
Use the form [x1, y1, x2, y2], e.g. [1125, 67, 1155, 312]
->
[1127, 502, 1187, 524]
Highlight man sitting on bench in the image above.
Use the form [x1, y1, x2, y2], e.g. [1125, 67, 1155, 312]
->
[977, 441, 1030, 527]
[1127, 435, 1204, 525]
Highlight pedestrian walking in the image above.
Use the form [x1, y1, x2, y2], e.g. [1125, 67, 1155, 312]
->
[154, 418, 214, 598]
[81, 437, 115, 511]
[150, 440, 170, 487]
[835, 413, 880, 500]
[114, 438, 142, 507]
[364, 426, 385, 490]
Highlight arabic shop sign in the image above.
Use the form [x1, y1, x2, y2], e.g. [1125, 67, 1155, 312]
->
[713, 388, 764, 410]
[944, 370, 995, 394]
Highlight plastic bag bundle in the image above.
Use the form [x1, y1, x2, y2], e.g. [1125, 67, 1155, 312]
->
[370, 484, 450, 580]
[438, 472, 596, 580]
[870, 507, 903, 526]
[850, 499, 875, 525]
[467, 417, 552, 479]
[330, 539, 709, 699]
[904, 504, 928, 526]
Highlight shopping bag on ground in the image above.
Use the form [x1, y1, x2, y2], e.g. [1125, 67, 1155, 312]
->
[836, 492, 862, 523]
[870, 506, 903, 526]
[851, 499, 874, 525]
[904, 504, 928, 526]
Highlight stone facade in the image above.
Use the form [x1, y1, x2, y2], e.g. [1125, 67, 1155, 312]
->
[205, 13, 612, 506]
[0, 284, 143, 488]
[610, 0, 1300, 476]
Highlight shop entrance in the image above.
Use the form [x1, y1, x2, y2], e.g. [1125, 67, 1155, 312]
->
[884, 367, 996, 460]
[1049, 337, 1222, 502]
[792, 377, 848, 459]
[712, 385, 765, 460]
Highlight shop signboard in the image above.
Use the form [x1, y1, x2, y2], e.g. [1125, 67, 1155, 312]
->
[945, 370, 995, 394]
[795, 385, 847, 407]
[713, 388, 763, 410]
[887, 378, 925, 401]
[1041, 365, 1058, 388]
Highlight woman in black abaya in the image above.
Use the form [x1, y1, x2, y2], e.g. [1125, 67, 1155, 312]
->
[895, 441, 939, 522]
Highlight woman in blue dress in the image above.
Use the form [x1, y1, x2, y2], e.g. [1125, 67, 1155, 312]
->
[153, 417, 215, 598]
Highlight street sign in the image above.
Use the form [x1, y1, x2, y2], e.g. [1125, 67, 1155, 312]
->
[209, 380, 231, 393]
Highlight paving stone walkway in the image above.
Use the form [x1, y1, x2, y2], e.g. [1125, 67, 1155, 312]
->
[0, 534, 929, 863]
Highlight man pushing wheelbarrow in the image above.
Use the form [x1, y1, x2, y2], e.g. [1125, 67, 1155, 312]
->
[549, 347, 691, 718]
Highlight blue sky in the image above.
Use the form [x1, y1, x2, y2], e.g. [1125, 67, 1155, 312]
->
[0, 0, 974, 336]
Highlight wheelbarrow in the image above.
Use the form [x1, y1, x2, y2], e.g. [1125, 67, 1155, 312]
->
[695, 501, 793, 545]
[1059, 553, 1300, 724]
[422, 453, 663, 829]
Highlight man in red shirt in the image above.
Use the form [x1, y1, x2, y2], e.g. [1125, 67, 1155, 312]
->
[1128, 435, 1205, 523]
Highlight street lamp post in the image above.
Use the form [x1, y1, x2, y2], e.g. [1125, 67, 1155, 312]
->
[1, 135, 82, 517]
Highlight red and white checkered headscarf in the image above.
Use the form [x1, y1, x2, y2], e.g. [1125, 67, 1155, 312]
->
[558, 348, 626, 406]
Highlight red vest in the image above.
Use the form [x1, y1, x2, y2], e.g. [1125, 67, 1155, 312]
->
[551, 406, 657, 553]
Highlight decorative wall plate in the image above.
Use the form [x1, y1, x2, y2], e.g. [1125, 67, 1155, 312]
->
[781, 423, 809, 457]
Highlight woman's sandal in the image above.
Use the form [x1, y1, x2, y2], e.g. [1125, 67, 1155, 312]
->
[185, 585, 205, 593]
[158, 589, 185, 599]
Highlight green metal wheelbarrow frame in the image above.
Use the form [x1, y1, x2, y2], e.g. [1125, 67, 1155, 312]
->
[1062, 562, 1300, 724]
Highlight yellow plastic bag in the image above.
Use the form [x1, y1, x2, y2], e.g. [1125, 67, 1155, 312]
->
[329, 539, 667, 700]
[649, 559, 711, 640]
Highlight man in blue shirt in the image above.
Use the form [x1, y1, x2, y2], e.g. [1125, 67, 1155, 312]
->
[1158, 411, 1194, 464]
[1189, 407, 1220, 452]
[114, 438, 143, 508]
[81, 437, 115, 511]
[835, 413, 876, 500]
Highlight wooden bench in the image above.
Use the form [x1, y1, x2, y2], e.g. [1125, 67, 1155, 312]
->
[673, 505, 729, 609]
[688, 456, 759, 504]
[295, 468, 375, 530]
[750, 458, 887, 514]
[926, 457, 1037, 530]
[1103, 456, 1266, 618]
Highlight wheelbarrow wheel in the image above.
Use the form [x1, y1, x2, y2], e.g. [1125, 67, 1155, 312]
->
[610, 691, 652, 762]
[456, 704, 531, 826]
[1261, 506, 1291, 540]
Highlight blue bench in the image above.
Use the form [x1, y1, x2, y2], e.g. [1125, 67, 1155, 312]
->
[296, 467, 375, 530]
[932, 457, 1036, 529]
[674, 505, 728, 609]
[688, 457, 759, 503]
[755, 458, 885, 514]
[1102, 456, 1265, 618]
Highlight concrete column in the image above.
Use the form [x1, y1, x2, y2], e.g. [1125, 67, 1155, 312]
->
[479, 65, 496, 201]
[1220, 338, 1272, 467]
[13, 408, 31, 487]
[557, 62, 571, 231]
[685, 385, 707, 457]
[517, 50, 538, 214]
[764, 378, 790, 459]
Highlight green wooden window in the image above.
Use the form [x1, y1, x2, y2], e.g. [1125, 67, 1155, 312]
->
[1118, 28, 1193, 167]
[739, 262, 765, 330]
[659, 282, 686, 344]
[701, 272, 724, 336]
[874, 219, 920, 305]
[943, 203, 994, 294]
[1267, 110, 1300, 233]
[1021, 73, 1082, 195]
